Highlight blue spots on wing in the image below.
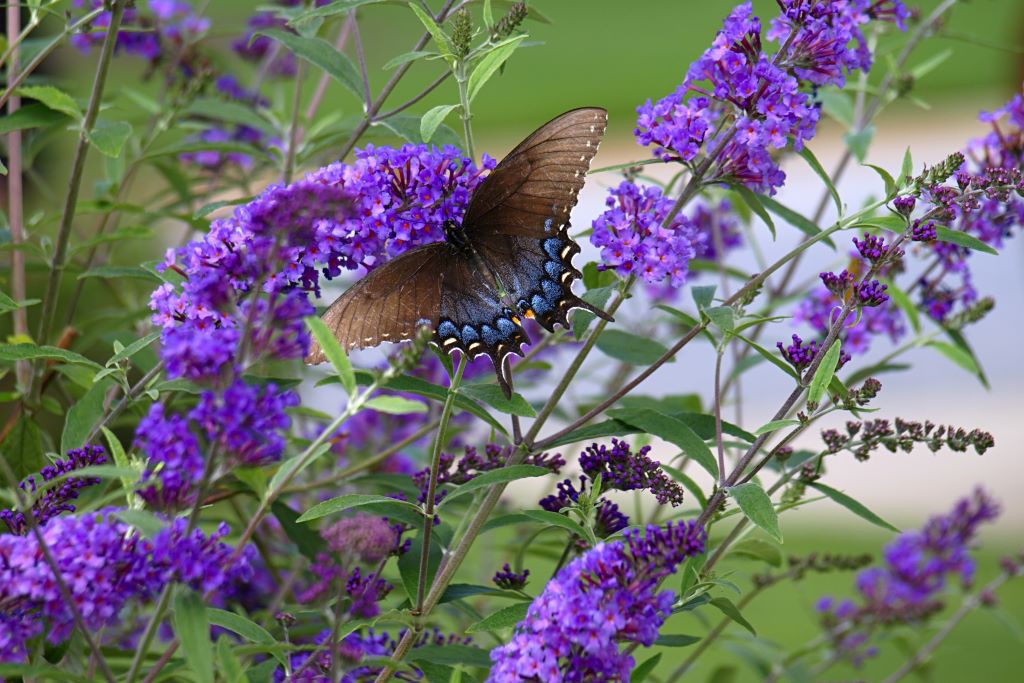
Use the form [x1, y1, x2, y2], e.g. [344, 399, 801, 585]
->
[542, 279, 562, 302]
[461, 325, 479, 343]
[531, 294, 552, 315]
[481, 324, 500, 346]
[438, 320, 458, 340]
[544, 259, 563, 279]
[544, 218, 554, 234]
[543, 238, 563, 260]
[496, 317, 517, 336]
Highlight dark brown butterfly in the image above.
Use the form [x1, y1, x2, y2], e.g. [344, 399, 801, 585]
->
[305, 108, 613, 396]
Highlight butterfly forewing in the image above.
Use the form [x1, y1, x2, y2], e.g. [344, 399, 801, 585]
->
[305, 243, 445, 364]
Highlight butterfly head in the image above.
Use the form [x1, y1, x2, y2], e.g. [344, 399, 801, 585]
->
[443, 218, 471, 254]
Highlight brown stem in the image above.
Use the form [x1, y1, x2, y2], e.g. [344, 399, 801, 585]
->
[6, 1, 28, 389]
[306, 14, 355, 121]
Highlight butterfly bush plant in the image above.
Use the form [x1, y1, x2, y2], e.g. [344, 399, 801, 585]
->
[0, 1, 1021, 681]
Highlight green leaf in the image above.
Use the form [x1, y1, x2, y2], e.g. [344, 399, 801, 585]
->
[207, 608, 277, 648]
[691, 285, 715, 311]
[731, 185, 775, 238]
[900, 147, 914, 185]
[807, 482, 899, 533]
[18, 85, 82, 119]
[731, 332, 800, 381]
[709, 597, 757, 636]
[758, 194, 834, 247]
[256, 28, 364, 99]
[807, 340, 842, 406]
[101, 426, 138, 502]
[460, 383, 535, 417]
[865, 163, 896, 197]
[408, 644, 492, 668]
[105, 330, 161, 368]
[289, 0, 388, 23]
[631, 654, 662, 682]
[883, 278, 919, 334]
[77, 265, 161, 283]
[595, 330, 670, 365]
[816, 87, 853, 127]
[86, 119, 132, 158]
[798, 147, 841, 216]
[910, 48, 953, 80]
[572, 286, 614, 339]
[0, 103, 66, 134]
[365, 395, 428, 414]
[468, 35, 527, 101]
[215, 636, 246, 683]
[357, 371, 506, 434]
[0, 343, 102, 371]
[375, 114, 462, 147]
[61, 380, 110, 454]
[398, 532, 442, 601]
[705, 306, 734, 332]
[306, 316, 356, 396]
[271, 501, 326, 560]
[728, 482, 782, 543]
[606, 407, 717, 479]
[297, 493, 422, 523]
[193, 197, 252, 220]
[440, 465, 549, 506]
[186, 98, 274, 133]
[173, 589, 214, 683]
[420, 104, 460, 143]
[1, 415, 45, 480]
[466, 602, 530, 633]
[114, 509, 167, 538]
[753, 419, 801, 436]
[844, 125, 875, 163]
[520, 509, 588, 539]
[655, 634, 701, 647]
[730, 538, 782, 567]
[934, 225, 998, 255]
[851, 215, 906, 232]
[927, 340, 981, 376]
[407, 2, 454, 64]
[383, 50, 436, 70]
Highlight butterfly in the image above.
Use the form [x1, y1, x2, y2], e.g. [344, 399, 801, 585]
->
[305, 108, 613, 397]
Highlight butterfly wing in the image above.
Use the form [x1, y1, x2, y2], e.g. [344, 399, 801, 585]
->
[305, 243, 446, 363]
[461, 107, 612, 332]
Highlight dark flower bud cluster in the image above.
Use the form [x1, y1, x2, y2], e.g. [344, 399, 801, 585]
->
[820, 269, 856, 298]
[821, 418, 994, 460]
[893, 195, 916, 216]
[835, 377, 883, 410]
[856, 279, 890, 307]
[493, 563, 530, 591]
[489, 521, 706, 680]
[816, 489, 999, 667]
[451, 8, 473, 59]
[0, 446, 107, 534]
[910, 151, 967, 192]
[539, 477, 629, 539]
[853, 234, 890, 263]
[777, 334, 851, 373]
[941, 296, 995, 330]
[909, 218, 937, 241]
[579, 438, 685, 506]
[491, 1, 528, 41]
[413, 443, 564, 504]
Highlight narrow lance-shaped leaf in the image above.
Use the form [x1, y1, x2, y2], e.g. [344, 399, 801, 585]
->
[306, 316, 356, 396]
[807, 339, 842, 406]
[468, 35, 527, 101]
[728, 481, 782, 543]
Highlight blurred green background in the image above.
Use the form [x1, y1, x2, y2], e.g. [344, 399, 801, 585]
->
[11, 0, 1024, 680]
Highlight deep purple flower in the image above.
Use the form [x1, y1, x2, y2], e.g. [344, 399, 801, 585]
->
[579, 438, 684, 506]
[0, 511, 250, 661]
[893, 195, 916, 216]
[190, 380, 297, 467]
[134, 404, 204, 511]
[540, 478, 630, 539]
[777, 333, 851, 373]
[856, 279, 890, 307]
[910, 218, 937, 242]
[793, 285, 904, 355]
[71, 0, 209, 63]
[487, 521, 706, 681]
[0, 446, 107, 534]
[493, 563, 530, 591]
[413, 443, 564, 505]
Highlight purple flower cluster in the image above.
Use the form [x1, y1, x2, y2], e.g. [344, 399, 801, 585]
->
[487, 521, 706, 681]
[540, 477, 630, 539]
[635, 1, 906, 195]
[0, 446, 107, 534]
[817, 489, 999, 666]
[589, 181, 708, 286]
[777, 333, 851, 373]
[579, 438, 685, 506]
[179, 77, 276, 170]
[232, 1, 332, 78]
[0, 511, 250, 661]
[321, 513, 399, 564]
[71, 0, 210, 63]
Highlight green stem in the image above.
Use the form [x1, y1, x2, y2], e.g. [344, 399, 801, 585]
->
[455, 61, 475, 161]
[414, 355, 468, 613]
[284, 61, 304, 184]
[31, 0, 127, 401]
[125, 586, 172, 683]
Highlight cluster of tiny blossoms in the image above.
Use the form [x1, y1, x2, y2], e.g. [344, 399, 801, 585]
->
[579, 438, 685, 506]
[71, 0, 210, 64]
[488, 521, 706, 681]
[0, 446, 106, 534]
[817, 489, 999, 666]
[590, 181, 743, 288]
[0, 511, 251, 661]
[635, 1, 907, 195]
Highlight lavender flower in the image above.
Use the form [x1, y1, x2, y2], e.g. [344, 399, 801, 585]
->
[792, 284, 904, 355]
[579, 438, 684, 506]
[0, 446, 107, 534]
[777, 333, 851, 373]
[487, 521, 706, 681]
[635, 1, 906, 195]
[72, 0, 210, 64]
[817, 489, 999, 666]
[0, 511, 250, 661]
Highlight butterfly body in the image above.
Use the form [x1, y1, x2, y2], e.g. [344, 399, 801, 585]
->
[307, 108, 612, 396]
